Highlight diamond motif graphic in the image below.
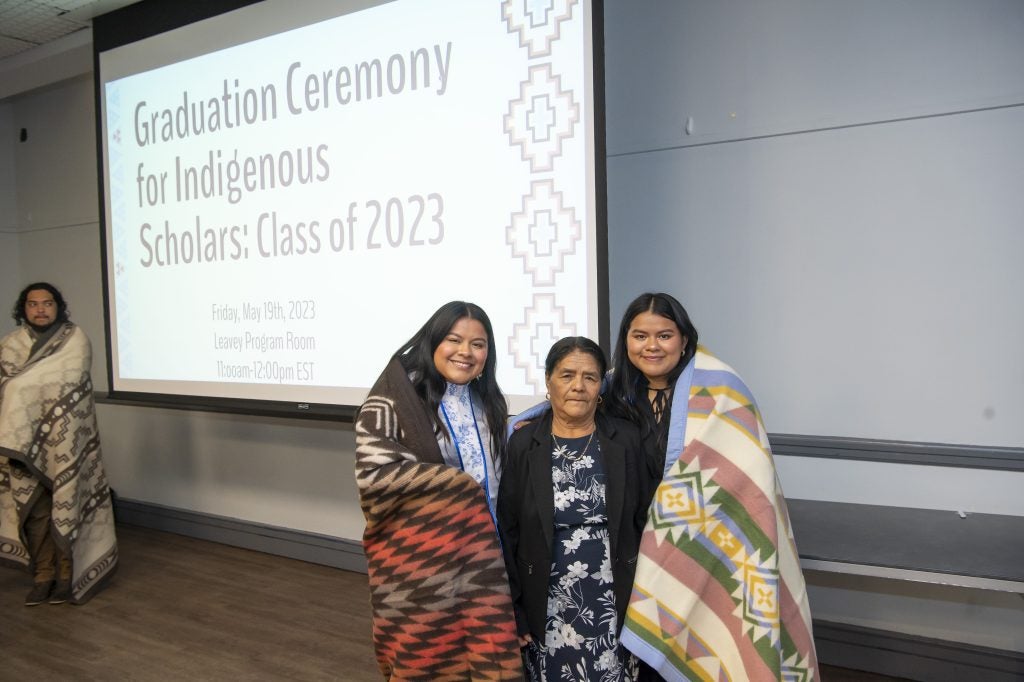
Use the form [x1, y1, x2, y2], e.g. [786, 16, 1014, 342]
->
[652, 472, 703, 528]
[744, 567, 779, 622]
[711, 525, 742, 560]
[504, 63, 580, 172]
[650, 456, 721, 545]
[506, 179, 581, 285]
[731, 551, 782, 645]
[502, 0, 578, 58]
[508, 294, 577, 391]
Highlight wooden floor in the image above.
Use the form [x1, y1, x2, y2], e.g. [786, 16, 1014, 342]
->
[1, 524, 908, 681]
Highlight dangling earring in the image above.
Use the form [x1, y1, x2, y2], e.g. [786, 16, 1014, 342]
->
[597, 396, 603, 404]
[545, 392, 550, 400]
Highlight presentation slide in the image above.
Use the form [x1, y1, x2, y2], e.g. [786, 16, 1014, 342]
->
[99, 0, 601, 414]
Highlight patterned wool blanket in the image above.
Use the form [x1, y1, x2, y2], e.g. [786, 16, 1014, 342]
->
[0, 323, 118, 603]
[620, 347, 818, 681]
[355, 357, 522, 680]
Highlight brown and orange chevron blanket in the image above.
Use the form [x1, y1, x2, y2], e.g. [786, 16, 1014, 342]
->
[355, 357, 522, 680]
[0, 322, 118, 603]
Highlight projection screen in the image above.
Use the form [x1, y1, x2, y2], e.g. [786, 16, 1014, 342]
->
[96, 0, 606, 416]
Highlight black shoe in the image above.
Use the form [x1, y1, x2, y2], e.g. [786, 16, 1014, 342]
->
[49, 580, 72, 604]
[25, 581, 54, 606]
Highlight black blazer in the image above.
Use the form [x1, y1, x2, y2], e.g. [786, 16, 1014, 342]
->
[497, 411, 648, 640]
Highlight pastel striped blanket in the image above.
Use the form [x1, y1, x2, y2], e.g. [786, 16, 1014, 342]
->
[355, 357, 522, 680]
[620, 348, 818, 681]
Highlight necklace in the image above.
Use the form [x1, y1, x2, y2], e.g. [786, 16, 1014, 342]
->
[551, 430, 595, 460]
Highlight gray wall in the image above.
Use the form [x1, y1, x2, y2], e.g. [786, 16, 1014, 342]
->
[1, 101, 20, 326]
[605, 0, 1024, 448]
[1, 1, 1022, 655]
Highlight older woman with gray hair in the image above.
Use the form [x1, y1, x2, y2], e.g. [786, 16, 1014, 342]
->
[499, 336, 647, 681]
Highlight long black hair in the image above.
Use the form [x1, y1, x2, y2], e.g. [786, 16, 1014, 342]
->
[11, 282, 70, 326]
[394, 301, 507, 463]
[604, 292, 699, 439]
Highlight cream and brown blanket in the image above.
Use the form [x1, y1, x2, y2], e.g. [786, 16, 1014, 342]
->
[620, 347, 818, 681]
[355, 357, 521, 680]
[0, 323, 118, 603]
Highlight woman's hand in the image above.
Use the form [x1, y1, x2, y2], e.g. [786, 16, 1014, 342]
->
[519, 633, 533, 648]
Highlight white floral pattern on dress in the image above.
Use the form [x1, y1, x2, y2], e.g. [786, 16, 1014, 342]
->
[524, 434, 638, 682]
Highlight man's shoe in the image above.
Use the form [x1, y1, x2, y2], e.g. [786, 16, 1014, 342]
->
[25, 581, 54, 606]
[49, 580, 72, 604]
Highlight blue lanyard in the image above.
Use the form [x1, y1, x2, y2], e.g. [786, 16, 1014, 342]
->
[440, 396, 497, 531]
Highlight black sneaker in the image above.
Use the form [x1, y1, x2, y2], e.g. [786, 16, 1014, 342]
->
[25, 581, 54, 606]
[49, 580, 72, 604]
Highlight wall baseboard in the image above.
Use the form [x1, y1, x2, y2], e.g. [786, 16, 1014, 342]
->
[113, 496, 367, 574]
[815, 620, 1024, 682]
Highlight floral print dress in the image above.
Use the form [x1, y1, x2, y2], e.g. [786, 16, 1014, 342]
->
[524, 434, 638, 682]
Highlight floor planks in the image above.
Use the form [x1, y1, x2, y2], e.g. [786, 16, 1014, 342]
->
[1, 523, 908, 681]
[1, 524, 379, 681]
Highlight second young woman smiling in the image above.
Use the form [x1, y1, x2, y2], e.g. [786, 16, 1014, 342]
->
[606, 293, 818, 680]
[626, 310, 686, 390]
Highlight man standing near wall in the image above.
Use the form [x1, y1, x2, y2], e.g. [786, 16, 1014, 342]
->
[0, 282, 118, 605]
